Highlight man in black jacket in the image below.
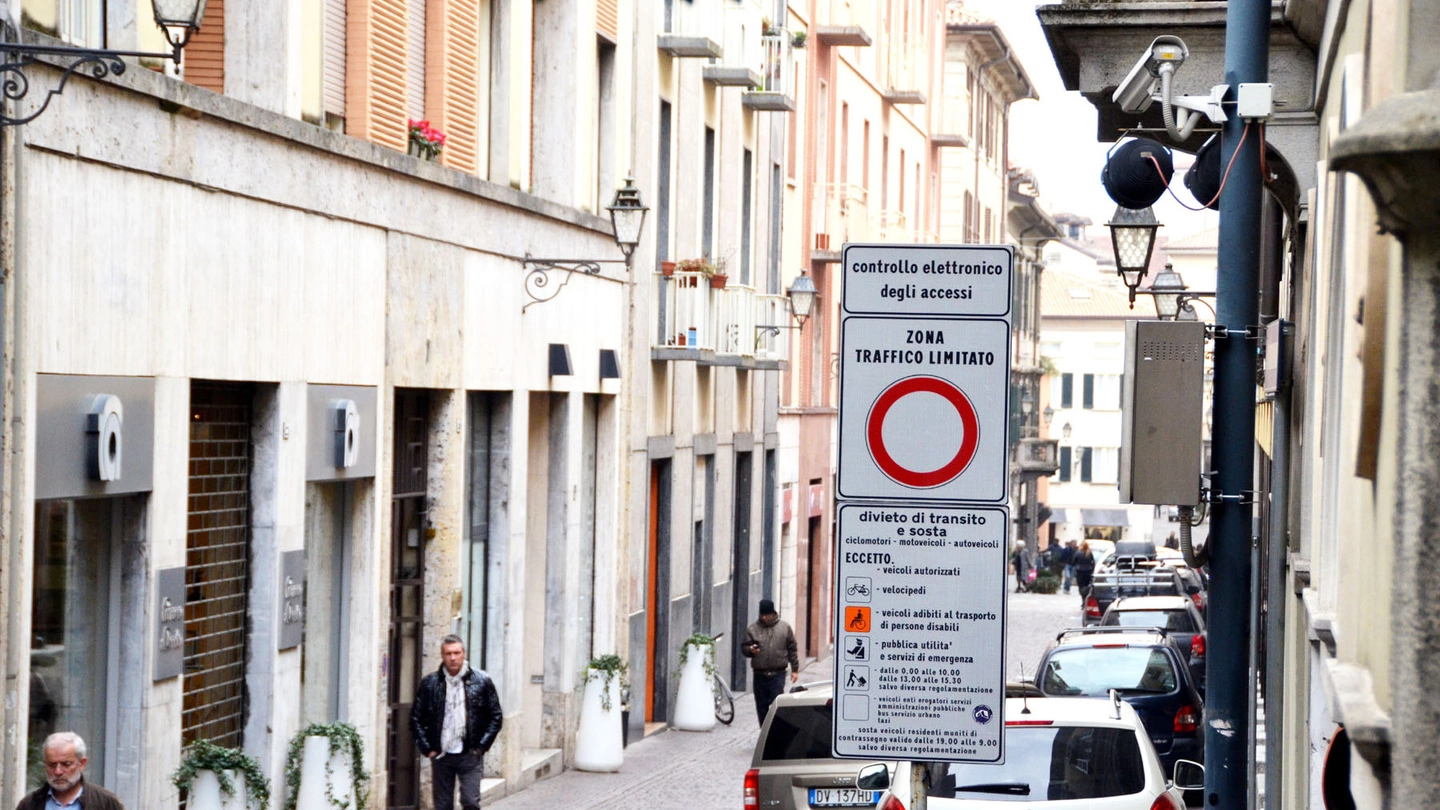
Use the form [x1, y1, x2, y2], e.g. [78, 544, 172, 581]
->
[16, 732, 125, 810]
[412, 635, 503, 810]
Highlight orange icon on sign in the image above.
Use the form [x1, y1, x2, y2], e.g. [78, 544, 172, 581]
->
[845, 607, 871, 633]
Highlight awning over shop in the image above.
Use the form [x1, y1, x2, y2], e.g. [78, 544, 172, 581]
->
[1048, 508, 1072, 524]
[1082, 508, 1130, 527]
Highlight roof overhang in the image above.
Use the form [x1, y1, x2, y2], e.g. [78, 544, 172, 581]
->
[949, 23, 1038, 104]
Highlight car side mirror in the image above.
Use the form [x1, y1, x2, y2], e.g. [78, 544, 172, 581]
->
[856, 763, 890, 791]
[1172, 759, 1205, 790]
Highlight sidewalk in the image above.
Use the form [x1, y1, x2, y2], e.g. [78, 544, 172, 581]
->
[488, 654, 834, 810]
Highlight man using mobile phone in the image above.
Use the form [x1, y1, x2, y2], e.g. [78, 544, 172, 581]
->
[742, 599, 799, 726]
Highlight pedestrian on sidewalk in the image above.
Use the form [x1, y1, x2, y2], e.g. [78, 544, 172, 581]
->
[1074, 541, 1096, 604]
[743, 599, 799, 727]
[16, 731, 125, 810]
[412, 635, 504, 810]
[1011, 541, 1033, 593]
[1060, 540, 1078, 594]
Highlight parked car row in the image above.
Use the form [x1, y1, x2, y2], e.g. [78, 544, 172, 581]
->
[747, 621, 1208, 810]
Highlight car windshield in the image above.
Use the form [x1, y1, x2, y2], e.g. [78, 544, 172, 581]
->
[761, 704, 834, 761]
[1104, 610, 1196, 633]
[1042, 648, 1179, 696]
[928, 726, 1146, 801]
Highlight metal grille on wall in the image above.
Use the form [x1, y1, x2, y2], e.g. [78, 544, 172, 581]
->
[182, 382, 254, 749]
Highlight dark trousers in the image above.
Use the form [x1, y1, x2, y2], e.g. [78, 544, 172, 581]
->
[432, 750, 483, 810]
[753, 670, 787, 726]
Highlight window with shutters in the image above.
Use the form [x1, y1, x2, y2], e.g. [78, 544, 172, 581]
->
[1091, 448, 1119, 484]
[1082, 373, 1095, 409]
[184, 0, 224, 93]
[1079, 447, 1093, 483]
[406, 0, 425, 120]
[1093, 374, 1121, 410]
[323, 0, 347, 126]
[1058, 446, 1072, 482]
[1061, 373, 1073, 409]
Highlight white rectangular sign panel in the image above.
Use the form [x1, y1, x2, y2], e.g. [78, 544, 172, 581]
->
[842, 244, 1014, 317]
[837, 244, 1013, 504]
[831, 503, 1008, 763]
[837, 316, 1011, 503]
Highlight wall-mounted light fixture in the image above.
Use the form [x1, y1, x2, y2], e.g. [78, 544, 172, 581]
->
[1062, 421, 1072, 441]
[1106, 205, 1161, 305]
[523, 177, 648, 311]
[1043, 404, 1055, 426]
[756, 269, 820, 339]
[1137, 263, 1216, 321]
[1, 0, 209, 126]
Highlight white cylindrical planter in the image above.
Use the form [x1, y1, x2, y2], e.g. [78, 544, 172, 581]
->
[189, 769, 249, 810]
[296, 735, 357, 809]
[574, 669, 624, 771]
[673, 642, 716, 731]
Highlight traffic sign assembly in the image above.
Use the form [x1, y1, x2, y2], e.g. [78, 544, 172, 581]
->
[831, 503, 1008, 762]
[833, 243, 1014, 763]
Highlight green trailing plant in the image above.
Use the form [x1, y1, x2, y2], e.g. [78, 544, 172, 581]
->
[282, 722, 370, 810]
[587, 654, 630, 712]
[172, 739, 272, 810]
[678, 632, 718, 682]
[791, 30, 807, 48]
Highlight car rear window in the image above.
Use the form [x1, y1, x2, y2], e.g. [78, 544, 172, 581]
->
[928, 726, 1146, 801]
[1041, 647, 1178, 696]
[1103, 609, 1197, 633]
[761, 704, 834, 761]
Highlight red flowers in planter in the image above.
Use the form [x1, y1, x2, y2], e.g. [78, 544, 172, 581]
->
[407, 119, 447, 160]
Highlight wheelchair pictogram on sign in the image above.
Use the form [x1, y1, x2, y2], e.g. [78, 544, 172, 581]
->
[844, 606, 871, 633]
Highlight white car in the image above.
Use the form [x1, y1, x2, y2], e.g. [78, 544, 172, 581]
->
[854, 695, 1203, 810]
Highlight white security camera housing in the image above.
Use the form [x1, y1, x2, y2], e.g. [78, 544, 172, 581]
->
[1112, 35, 1189, 114]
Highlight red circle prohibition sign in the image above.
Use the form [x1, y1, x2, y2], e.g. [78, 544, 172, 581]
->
[866, 375, 980, 488]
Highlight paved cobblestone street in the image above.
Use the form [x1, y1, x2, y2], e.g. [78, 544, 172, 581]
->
[488, 590, 1083, 810]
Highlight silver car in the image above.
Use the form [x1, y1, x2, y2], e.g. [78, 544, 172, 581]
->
[746, 683, 895, 810]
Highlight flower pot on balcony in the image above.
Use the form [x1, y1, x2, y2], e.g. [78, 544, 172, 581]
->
[661, 261, 677, 276]
[709, 273, 728, 289]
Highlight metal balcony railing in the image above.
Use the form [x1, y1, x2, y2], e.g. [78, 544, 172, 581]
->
[882, 41, 927, 103]
[816, 0, 875, 45]
[657, 274, 786, 362]
[660, 0, 723, 57]
[875, 209, 910, 242]
[812, 183, 873, 252]
[744, 34, 795, 111]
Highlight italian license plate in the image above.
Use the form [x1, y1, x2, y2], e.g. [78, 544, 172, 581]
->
[809, 788, 879, 807]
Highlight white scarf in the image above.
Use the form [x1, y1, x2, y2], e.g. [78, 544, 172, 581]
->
[441, 664, 468, 754]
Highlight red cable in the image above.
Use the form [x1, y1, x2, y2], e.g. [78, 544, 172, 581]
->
[1148, 121, 1252, 211]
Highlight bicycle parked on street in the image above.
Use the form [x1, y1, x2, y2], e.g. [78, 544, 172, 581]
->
[711, 632, 735, 724]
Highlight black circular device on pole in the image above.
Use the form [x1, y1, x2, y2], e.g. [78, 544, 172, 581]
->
[1184, 135, 1223, 210]
[1102, 137, 1175, 209]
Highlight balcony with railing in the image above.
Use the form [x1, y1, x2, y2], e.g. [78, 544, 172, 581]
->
[815, 0, 874, 46]
[882, 40, 927, 103]
[875, 209, 911, 242]
[654, 272, 788, 367]
[932, 96, 969, 146]
[705, 4, 765, 86]
[659, 0, 723, 57]
[811, 183, 872, 261]
[743, 34, 796, 111]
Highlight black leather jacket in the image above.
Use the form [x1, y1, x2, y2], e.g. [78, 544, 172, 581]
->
[411, 665, 504, 757]
[18, 780, 125, 810]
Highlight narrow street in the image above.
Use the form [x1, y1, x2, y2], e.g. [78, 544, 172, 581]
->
[488, 590, 1082, 810]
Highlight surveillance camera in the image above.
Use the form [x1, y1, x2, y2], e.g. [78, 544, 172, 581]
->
[1112, 35, 1190, 114]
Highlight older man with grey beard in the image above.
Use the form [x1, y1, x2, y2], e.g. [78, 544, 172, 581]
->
[16, 732, 125, 810]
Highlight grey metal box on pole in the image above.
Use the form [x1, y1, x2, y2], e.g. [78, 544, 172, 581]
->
[1119, 320, 1206, 506]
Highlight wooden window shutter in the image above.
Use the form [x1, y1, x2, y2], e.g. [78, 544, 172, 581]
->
[324, 0, 347, 116]
[185, 0, 224, 93]
[428, 0, 481, 172]
[597, 0, 618, 41]
[407, 0, 426, 120]
[346, 0, 408, 151]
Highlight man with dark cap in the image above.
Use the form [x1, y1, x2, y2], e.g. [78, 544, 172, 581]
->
[742, 598, 799, 726]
